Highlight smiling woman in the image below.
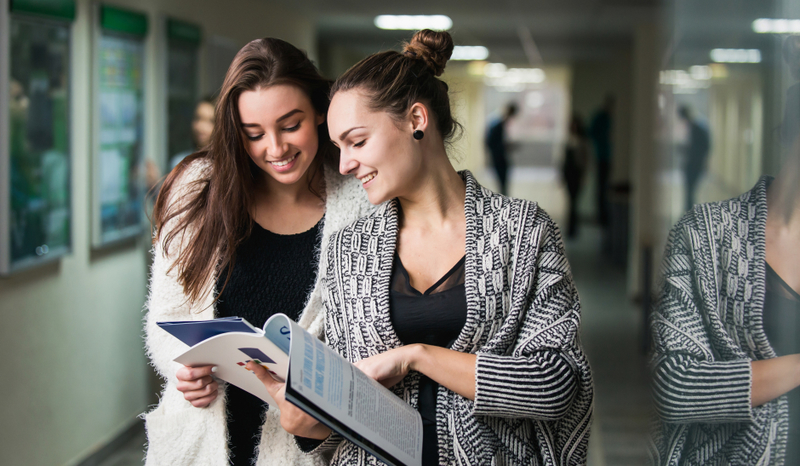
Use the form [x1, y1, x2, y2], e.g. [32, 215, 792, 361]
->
[252, 29, 594, 466]
[142, 38, 372, 466]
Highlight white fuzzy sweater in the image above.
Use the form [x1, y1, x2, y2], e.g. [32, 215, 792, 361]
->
[142, 158, 372, 466]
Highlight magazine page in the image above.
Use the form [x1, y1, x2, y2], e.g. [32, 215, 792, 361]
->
[173, 330, 289, 407]
[280, 317, 423, 466]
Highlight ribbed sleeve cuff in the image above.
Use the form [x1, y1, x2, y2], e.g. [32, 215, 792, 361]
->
[473, 351, 578, 420]
[653, 356, 753, 423]
[304, 430, 343, 455]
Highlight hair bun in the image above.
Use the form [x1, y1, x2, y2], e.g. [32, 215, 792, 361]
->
[403, 29, 454, 77]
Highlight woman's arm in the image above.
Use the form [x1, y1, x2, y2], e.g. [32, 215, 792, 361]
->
[353, 344, 477, 400]
[751, 355, 800, 407]
[650, 219, 756, 423]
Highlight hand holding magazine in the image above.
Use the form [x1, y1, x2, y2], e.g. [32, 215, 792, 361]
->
[158, 314, 423, 466]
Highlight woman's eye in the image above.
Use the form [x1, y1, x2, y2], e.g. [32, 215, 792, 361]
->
[283, 123, 301, 132]
[354, 140, 366, 148]
[247, 134, 263, 141]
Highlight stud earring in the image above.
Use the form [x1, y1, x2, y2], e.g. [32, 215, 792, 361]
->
[413, 130, 424, 140]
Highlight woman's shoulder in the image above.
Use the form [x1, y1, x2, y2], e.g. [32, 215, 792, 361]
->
[159, 156, 211, 207]
[465, 170, 557, 232]
[667, 175, 771, 246]
[322, 164, 375, 231]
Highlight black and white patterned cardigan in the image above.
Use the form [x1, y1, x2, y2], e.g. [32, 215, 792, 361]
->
[649, 176, 787, 466]
[315, 171, 593, 465]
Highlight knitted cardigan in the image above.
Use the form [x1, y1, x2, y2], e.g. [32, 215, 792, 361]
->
[142, 158, 373, 466]
[316, 171, 594, 465]
[649, 176, 787, 466]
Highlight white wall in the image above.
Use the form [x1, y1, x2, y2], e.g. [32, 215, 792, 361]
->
[0, 1, 314, 465]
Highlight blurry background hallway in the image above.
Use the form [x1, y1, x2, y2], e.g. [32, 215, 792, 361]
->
[4, 0, 794, 464]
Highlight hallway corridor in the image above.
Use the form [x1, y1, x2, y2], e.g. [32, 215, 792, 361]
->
[569, 226, 652, 466]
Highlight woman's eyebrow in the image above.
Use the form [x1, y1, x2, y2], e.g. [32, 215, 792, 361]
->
[277, 109, 304, 122]
[241, 109, 304, 128]
[338, 126, 366, 141]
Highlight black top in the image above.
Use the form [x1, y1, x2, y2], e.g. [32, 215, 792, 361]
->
[215, 219, 322, 466]
[762, 262, 800, 465]
[389, 254, 468, 466]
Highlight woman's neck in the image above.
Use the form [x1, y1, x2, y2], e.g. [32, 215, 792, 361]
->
[397, 154, 466, 231]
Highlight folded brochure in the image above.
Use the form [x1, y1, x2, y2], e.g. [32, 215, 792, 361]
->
[158, 314, 423, 466]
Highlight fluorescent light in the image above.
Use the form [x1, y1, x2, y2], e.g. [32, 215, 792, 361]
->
[710, 48, 761, 63]
[374, 15, 452, 31]
[451, 46, 489, 61]
[659, 70, 711, 90]
[752, 18, 800, 34]
[483, 63, 507, 78]
[504, 68, 546, 84]
[485, 67, 546, 89]
[689, 65, 712, 80]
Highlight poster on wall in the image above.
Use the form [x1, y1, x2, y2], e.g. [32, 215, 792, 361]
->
[92, 5, 148, 247]
[1, 0, 75, 275]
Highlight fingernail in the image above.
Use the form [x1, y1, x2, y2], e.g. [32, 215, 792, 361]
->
[211, 366, 218, 373]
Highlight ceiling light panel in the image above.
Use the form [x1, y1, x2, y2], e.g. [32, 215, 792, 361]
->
[451, 46, 489, 60]
[374, 15, 453, 31]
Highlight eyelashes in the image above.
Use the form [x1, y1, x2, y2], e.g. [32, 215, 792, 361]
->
[245, 123, 302, 141]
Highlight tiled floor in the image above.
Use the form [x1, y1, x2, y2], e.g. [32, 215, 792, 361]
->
[97, 171, 653, 466]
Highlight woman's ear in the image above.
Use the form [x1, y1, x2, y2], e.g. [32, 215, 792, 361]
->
[408, 102, 429, 134]
[316, 112, 325, 126]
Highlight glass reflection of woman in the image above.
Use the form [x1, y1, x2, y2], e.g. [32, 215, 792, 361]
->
[143, 38, 371, 466]
[650, 37, 800, 465]
[248, 29, 594, 465]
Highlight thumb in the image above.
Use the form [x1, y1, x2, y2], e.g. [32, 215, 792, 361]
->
[246, 362, 281, 390]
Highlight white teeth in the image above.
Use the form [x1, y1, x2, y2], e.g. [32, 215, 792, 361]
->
[271, 153, 297, 167]
[360, 173, 375, 184]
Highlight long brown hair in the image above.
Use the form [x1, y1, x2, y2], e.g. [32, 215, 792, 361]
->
[330, 29, 460, 143]
[153, 38, 336, 305]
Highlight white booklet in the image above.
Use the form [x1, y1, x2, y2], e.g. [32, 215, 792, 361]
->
[158, 314, 423, 466]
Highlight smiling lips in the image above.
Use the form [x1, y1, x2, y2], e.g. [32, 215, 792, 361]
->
[270, 153, 298, 167]
[359, 172, 376, 185]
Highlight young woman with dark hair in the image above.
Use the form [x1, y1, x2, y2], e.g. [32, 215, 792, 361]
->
[250, 29, 594, 466]
[143, 37, 371, 466]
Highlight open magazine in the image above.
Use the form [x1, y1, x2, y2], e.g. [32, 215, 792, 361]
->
[157, 314, 423, 466]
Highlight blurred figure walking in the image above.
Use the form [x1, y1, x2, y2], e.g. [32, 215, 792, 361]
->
[562, 114, 590, 238]
[678, 105, 710, 212]
[590, 95, 614, 226]
[169, 95, 217, 170]
[485, 102, 517, 195]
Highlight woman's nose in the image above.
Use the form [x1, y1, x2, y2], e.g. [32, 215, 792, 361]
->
[265, 133, 285, 158]
[339, 151, 358, 175]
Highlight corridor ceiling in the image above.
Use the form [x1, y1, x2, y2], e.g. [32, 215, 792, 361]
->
[287, 0, 660, 65]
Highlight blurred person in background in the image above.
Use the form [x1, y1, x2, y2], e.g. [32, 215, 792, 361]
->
[678, 105, 711, 212]
[146, 96, 218, 192]
[485, 101, 517, 195]
[562, 114, 590, 238]
[589, 94, 614, 226]
[251, 29, 594, 466]
[142, 37, 371, 466]
[169, 95, 217, 170]
[649, 36, 800, 466]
